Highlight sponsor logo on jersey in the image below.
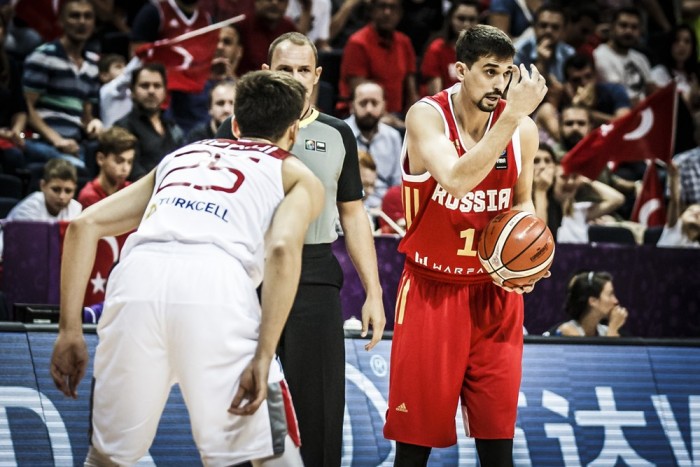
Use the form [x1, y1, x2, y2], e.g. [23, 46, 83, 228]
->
[396, 403, 408, 412]
[155, 196, 229, 223]
[431, 185, 512, 213]
[304, 139, 327, 152]
[495, 149, 508, 170]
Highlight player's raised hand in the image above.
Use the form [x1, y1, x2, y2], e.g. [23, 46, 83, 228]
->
[229, 356, 269, 416]
[50, 331, 88, 399]
[506, 64, 548, 119]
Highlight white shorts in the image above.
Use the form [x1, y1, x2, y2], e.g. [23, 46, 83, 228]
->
[90, 243, 296, 466]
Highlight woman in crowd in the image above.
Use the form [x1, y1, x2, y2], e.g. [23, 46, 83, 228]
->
[556, 271, 628, 337]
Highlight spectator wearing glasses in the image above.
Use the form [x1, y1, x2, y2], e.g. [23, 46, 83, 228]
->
[421, 0, 480, 96]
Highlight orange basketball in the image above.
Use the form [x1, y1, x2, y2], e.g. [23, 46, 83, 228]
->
[477, 210, 555, 288]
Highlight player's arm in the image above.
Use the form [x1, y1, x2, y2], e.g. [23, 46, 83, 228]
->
[338, 199, 386, 350]
[409, 64, 547, 199]
[501, 117, 549, 294]
[229, 158, 323, 415]
[50, 171, 157, 399]
[511, 116, 539, 214]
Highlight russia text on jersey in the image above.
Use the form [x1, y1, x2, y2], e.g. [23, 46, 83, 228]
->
[431, 185, 512, 213]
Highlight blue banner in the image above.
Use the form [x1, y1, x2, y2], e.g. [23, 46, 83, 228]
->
[0, 330, 697, 465]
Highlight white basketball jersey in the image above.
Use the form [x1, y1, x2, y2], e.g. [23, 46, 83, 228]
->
[121, 139, 289, 285]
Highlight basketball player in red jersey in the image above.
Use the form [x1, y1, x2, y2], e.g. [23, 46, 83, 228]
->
[383, 25, 549, 466]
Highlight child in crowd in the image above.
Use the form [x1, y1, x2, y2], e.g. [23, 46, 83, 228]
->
[78, 127, 136, 208]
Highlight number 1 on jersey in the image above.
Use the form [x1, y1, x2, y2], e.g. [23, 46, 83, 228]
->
[457, 228, 477, 257]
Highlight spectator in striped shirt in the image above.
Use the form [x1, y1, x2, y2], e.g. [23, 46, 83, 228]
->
[22, 0, 103, 173]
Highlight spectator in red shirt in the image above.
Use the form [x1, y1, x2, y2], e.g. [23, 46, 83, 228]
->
[78, 126, 136, 209]
[421, 0, 480, 96]
[338, 0, 418, 127]
[235, 0, 298, 75]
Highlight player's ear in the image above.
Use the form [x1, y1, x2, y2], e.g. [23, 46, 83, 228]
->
[287, 120, 299, 148]
[455, 62, 468, 80]
[232, 117, 241, 139]
[261, 63, 270, 71]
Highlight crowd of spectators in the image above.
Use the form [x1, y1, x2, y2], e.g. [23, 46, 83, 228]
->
[0, 0, 699, 259]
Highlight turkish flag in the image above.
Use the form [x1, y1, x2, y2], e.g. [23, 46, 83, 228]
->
[134, 16, 244, 93]
[14, 0, 63, 41]
[561, 82, 677, 180]
[631, 161, 666, 227]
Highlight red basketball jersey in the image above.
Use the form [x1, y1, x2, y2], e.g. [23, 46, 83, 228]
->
[398, 85, 522, 283]
[154, 0, 211, 39]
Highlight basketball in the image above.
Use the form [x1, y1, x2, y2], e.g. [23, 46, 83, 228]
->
[477, 210, 555, 288]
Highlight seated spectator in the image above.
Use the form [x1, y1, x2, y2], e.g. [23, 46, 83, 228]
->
[99, 54, 142, 128]
[6, 158, 82, 221]
[593, 7, 656, 106]
[562, 4, 600, 57]
[211, 25, 243, 83]
[421, 0, 480, 96]
[22, 0, 102, 172]
[129, 0, 212, 134]
[536, 54, 630, 141]
[344, 81, 402, 208]
[186, 81, 236, 143]
[78, 127, 136, 208]
[358, 149, 377, 209]
[487, 0, 538, 42]
[338, 0, 418, 127]
[658, 161, 700, 248]
[286, 0, 332, 51]
[377, 184, 405, 235]
[555, 271, 628, 337]
[0, 12, 28, 176]
[234, 0, 297, 76]
[114, 63, 184, 181]
[514, 4, 574, 86]
[532, 143, 560, 236]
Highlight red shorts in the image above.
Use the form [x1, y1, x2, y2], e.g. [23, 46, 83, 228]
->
[384, 264, 524, 447]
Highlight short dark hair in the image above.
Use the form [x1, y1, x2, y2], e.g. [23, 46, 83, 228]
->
[534, 4, 567, 24]
[98, 127, 137, 155]
[234, 70, 306, 141]
[268, 32, 318, 67]
[563, 53, 594, 81]
[455, 24, 514, 67]
[564, 271, 613, 321]
[611, 7, 641, 25]
[98, 54, 126, 75]
[131, 63, 167, 90]
[43, 158, 77, 183]
[60, 0, 94, 16]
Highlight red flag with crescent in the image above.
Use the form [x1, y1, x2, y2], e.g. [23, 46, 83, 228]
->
[630, 161, 667, 227]
[134, 15, 244, 93]
[560, 82, 677, 180]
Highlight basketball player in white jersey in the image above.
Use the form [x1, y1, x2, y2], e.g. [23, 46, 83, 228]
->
[49, 70, 324, 467]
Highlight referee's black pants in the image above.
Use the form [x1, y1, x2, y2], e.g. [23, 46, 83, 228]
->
[278, 244, 345, 467]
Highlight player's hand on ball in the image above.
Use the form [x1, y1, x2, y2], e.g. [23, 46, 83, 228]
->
[492, 270, 551, 294]
[50, 331, 88, 399]
[229, 356, 269, 416]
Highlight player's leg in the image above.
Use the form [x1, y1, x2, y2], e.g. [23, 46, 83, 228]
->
[462, 283, 524, 465]
[475, 439, 514, 467]
[170, 253, 286, 466]
[277, 246, 345, 467]
[89, 252, 175, 464]
[394, 441, 432, 467]
[384, 269, 473, 449]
